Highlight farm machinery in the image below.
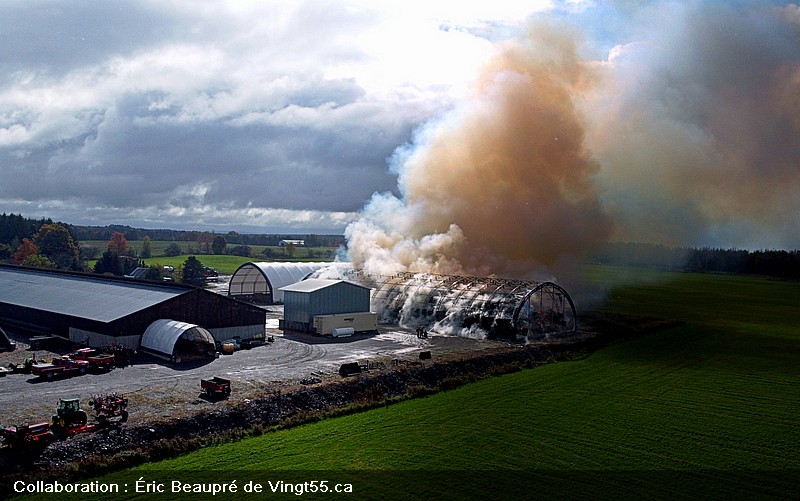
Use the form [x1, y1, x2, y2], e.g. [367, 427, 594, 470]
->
[1, 394, 130, 454]
[51, 394, 129, 436]
[0, 422, 54, 450]
[89, 393, 129, 426]
[67, 347, 116, 371]
[201, 376, 231, 398]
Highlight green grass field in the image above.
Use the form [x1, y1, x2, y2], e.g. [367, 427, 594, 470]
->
[80, 240, 335, 275]
[19, 266, 800, 499]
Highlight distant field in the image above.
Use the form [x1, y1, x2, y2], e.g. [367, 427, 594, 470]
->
[29, 266, 800, 499]
[80, 240, 335, 275]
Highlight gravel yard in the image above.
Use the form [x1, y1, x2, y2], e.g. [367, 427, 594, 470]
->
[0, 305, 509, 429]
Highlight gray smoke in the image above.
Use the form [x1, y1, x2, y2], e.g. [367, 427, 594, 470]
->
[346, 2, 800, 286]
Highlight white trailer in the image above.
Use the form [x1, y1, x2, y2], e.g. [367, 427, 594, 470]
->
[313, 312, 377, 336]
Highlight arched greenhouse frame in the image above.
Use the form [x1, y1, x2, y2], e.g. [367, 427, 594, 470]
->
[326, 270, 577, 340]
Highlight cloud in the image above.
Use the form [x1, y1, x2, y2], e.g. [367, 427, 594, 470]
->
[2, 0, 537, 232]
[3, 0, 797, 253]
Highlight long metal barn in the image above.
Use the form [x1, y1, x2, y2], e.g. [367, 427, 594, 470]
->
[0, 264, 266, 361]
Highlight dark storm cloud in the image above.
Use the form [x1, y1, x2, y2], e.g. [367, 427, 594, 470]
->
[0, 82, 404, 213]
[0, 1, 186, 78]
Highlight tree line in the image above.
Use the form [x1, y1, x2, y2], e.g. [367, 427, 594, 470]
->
[0, 213, 82, 270]
[3, 213, 799, 280]
[0, 214, 212, 285]
[69, 223, 345, 248]
[591, 242, 800, 280]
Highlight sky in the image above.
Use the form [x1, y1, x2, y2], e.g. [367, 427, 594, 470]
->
[0, 0, 543, 233]
[2, 1, 800, 262]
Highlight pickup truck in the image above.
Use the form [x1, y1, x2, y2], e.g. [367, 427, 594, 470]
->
[68, 348, 115, 371]
[31, 357, 89, 380]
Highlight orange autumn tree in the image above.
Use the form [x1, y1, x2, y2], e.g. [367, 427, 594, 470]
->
[13, 238, 37, 264]
[107, 232, 130, 255]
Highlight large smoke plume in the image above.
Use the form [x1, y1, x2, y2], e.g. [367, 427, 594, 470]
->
[587, 2, 800, 249]
[346, 3, 800, 282]
[346, 21, 611, 279]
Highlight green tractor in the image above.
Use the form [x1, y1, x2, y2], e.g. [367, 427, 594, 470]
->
[51, 397, 88, 433]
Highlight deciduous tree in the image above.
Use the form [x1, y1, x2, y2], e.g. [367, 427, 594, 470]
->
[33, 224, 80, 269]
[211, 235, 227, 255]
[13, 238, 38, 265]
[94, 250, 124, 276]
[164, 242, 182, 257]
[107, 231, 129, 255]
[141, 236, 153, 258]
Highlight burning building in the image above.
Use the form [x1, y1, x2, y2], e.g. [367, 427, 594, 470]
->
[315, 267, 576, 341]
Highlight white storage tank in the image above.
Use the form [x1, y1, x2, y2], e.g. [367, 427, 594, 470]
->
[331, 327, 355, 338]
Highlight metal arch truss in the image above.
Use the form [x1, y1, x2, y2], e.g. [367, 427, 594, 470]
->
[342, 270, 577, 340]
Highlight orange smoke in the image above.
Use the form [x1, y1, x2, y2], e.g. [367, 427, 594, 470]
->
[346, 22, 612, 278]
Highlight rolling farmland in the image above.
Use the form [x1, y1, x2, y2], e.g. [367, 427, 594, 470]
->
[17, 266, 800, 499]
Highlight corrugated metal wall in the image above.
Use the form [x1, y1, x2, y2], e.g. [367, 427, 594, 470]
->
[309, 282, 369, 316]
[284, 281, 370, 332]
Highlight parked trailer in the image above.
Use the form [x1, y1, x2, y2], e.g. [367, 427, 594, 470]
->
[31, 357, 89, 380]
[0, 422, 54, 450]
[7, 354, 40, 374]
[313, 312, 377, 336]
[201, 376, 231, 398]
[28, 335, 60, 351]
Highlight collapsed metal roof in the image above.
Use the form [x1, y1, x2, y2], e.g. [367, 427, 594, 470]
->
[328, 269, 577, 340]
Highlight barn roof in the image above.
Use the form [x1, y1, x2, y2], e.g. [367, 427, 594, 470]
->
[280, 278, 368, 293]
[0, 265, 190, 323]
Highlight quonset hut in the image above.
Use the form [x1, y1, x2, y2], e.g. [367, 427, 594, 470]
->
[227, 262, 332, 304]
[0, 264, 266, 361]
[319, 269, 577, 341]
